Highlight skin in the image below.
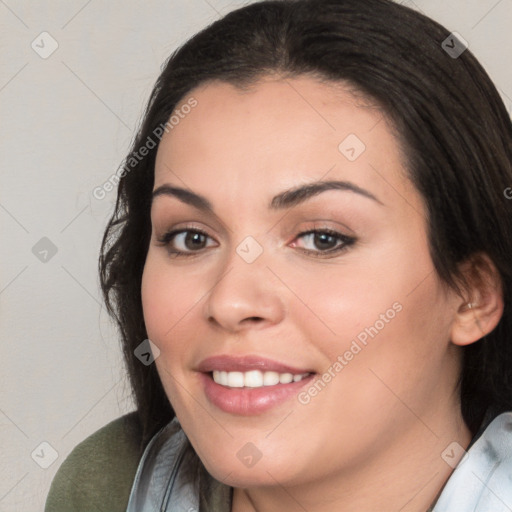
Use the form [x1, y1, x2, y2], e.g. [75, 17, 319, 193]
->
[141, 76, 503, 512]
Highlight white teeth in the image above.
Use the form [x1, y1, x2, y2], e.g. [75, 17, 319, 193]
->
[212, 370, 310, 388]
[263, 371, 280, 386]
[279, 373, 294, 384]
[227, 371, 244, 388]
[244, 370, 263, 387]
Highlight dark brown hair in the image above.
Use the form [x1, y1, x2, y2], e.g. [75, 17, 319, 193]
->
[99, 0, 512, 457]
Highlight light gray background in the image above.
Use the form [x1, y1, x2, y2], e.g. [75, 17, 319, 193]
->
[1, 1, 511, 510]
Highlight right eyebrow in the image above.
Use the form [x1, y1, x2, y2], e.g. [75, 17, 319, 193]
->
[152, 185, 212, 212]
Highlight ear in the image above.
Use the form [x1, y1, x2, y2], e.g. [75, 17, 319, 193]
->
[450, 253, 504, 346]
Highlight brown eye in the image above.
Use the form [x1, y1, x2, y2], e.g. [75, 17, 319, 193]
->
[311, 232, 338, 250]
[157, 228, 216, 255]
[292, 229, 356, 257]
[181, 231, 208, 250]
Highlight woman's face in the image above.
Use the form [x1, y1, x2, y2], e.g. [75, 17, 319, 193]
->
[141, 76, 464, 488]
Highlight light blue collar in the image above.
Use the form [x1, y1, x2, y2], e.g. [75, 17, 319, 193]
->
[431, 411, 512, 511]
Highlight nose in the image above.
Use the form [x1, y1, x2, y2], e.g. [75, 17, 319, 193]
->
[203, 244, 286, 333]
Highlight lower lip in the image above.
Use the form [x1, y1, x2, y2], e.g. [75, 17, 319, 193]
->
[199, 372, 315, 415]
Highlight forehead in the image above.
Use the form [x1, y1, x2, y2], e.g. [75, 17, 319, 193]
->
[153, 76, 419, 215]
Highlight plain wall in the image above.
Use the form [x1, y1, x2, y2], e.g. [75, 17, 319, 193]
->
[1, 0, 511, 510]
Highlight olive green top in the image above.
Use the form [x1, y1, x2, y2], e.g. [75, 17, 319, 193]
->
[45, 412, 143, 512]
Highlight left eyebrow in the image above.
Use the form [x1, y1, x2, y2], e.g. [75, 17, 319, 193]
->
[151, 179, 383, 212]
[269, 180, 383, 210]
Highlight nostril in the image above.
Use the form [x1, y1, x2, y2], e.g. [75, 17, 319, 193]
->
[246, 317, 264, 323]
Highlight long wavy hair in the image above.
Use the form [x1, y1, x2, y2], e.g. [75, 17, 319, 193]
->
[99, 0, 512, 462]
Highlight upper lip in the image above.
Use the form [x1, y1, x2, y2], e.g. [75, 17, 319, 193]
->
[196, 355, 314, 374]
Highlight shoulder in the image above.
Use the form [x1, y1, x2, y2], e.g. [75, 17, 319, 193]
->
[45, 412, 143, 512]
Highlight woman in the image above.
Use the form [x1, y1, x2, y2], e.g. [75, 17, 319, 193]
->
[45, 0, 512, 510]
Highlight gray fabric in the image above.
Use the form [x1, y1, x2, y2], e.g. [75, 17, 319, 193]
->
[127, 412, 512, 511]
[126, 417, 204, 512]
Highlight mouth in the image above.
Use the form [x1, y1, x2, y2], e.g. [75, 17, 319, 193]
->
[196, 355, 316, 415]
[211, 369, 312, 387]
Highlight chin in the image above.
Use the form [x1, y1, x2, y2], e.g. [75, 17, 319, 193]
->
[197, 446, 306, 488]
[207, 463, 291, 488]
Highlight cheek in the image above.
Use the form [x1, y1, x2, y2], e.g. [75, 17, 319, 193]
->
[141, 254, 202, 407]
[328, 275, 454, 416]
[141, 253, 204, 343]
[281, 256, 413, 351]
[141, 260, 170, 341]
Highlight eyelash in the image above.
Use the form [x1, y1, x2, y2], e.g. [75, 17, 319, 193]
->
[156, 225, 356, 259]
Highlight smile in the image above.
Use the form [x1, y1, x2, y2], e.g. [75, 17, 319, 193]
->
[212, 370, 311, 388]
